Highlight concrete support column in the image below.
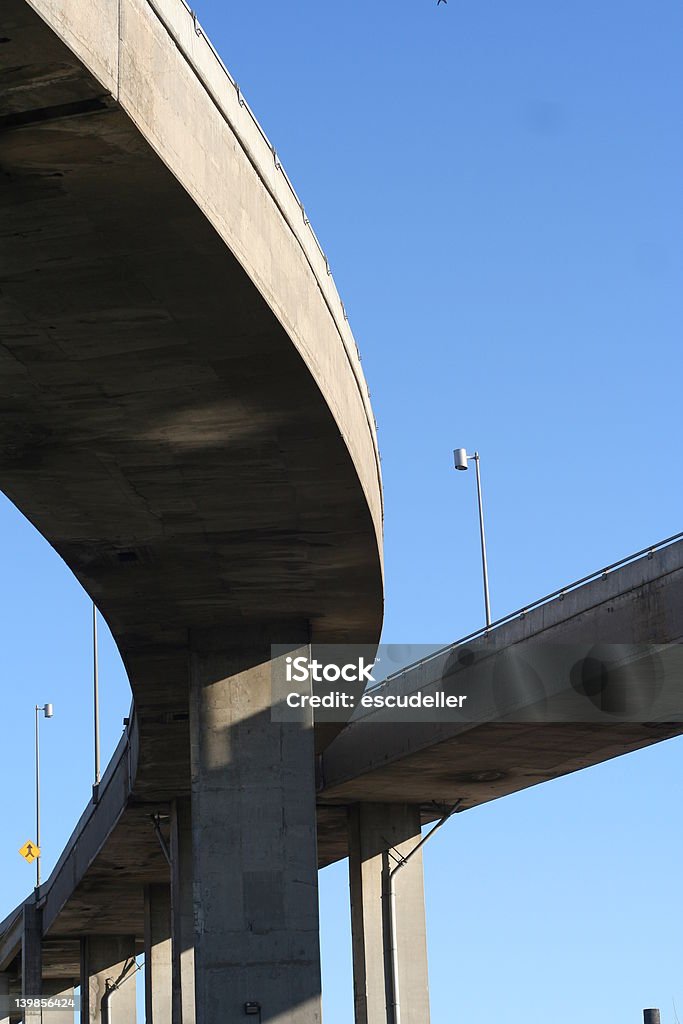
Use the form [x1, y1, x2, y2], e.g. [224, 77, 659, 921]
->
[349, 803, 431, 1024]
[21, 903, 42, 1024]
[189, 628, 322, 1024]
[170, 798, 195, 1024]
[41, 979, 76, 1023]
[0, 971, 10, 1024]
[79, 936, 137, 1024]
[145, 885, 172, 1024]
[7, 976, 21, 1024]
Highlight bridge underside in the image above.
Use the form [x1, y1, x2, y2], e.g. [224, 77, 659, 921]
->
[2, 2, 385, 1020]
[3, 541, 682, 1024]
[0, 6, 382, 644]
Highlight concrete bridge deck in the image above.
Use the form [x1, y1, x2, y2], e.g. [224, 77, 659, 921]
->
[2, 0, 384, 1017]
[319, 537, 683, 841]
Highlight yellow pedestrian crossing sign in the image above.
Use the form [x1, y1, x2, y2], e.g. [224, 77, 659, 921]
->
[19, 840, 40, 863]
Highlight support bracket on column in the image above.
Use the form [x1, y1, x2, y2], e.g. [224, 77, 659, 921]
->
[151, 813, 172, 867]
[386, 800, 462, 1024]
[101, 956, 139, 1024]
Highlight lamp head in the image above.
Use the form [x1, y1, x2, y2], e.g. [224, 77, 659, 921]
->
[44, 704, 54, 719]
[453, 448, 469, 471]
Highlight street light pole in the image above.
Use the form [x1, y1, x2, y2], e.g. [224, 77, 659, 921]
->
[93, 602, 101, 795]
[472, 453, 491, 627]
[453, 448, 492, 628]
[35, 706, 39, 888]
[34, 703, 53, 889]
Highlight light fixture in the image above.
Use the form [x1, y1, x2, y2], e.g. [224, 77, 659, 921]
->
[453, 448, 491, 627]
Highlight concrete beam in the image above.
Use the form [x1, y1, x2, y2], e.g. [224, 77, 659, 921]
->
[80, 936, 137, 1023]
[189, 631, 322, 1023]
[170, 799, 195, 1024]
[145, 885, 172, 1024]
[322, 541, 683, 812]
[7, 976, 20, 1024]
[349, 805, 430, 1024]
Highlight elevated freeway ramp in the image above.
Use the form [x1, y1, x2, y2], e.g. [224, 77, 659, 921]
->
[1, 0, 384, 1019]
[1, 537, 681, 1022]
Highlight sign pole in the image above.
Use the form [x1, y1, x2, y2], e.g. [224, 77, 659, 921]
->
[35, 704, 41, 888]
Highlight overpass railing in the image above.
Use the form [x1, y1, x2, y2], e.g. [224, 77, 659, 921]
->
[144, 0, 384, 515]
[367, 530, 683, 694]
[170, 2, 349, 322]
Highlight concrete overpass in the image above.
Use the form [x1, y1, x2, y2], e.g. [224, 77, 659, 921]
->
[0, 1, 681, 1022]
[1, 536, 682, 1022]
[1, 0, 383, 1020]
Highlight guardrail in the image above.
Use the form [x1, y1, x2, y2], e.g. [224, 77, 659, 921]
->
[367, 530, 683, 694]
[178, 3, 349, 318]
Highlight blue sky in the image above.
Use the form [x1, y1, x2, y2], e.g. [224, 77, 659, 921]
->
[1, 0, 681, 1021]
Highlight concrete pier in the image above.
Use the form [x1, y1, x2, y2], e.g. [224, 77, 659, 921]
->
[145, 886, 172, 1024]
[349, 804, 431, 1024]
[80, 936, 137, 1023]
[42, 980, 76, 1023]
[171, 798, 196, 1024]
[189, 631, 322, 1024]
[6, 975, 20, 1024]
[21, 904, 42, 1024]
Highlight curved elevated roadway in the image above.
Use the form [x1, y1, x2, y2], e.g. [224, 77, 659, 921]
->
[1, 0, 383, 1020]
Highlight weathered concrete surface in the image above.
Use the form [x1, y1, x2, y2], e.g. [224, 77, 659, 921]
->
[0, 971, 10, 1024]
[1, 0, 681, 1017]
[189, 632, 321, 1023]
[1, 0, 383, 1014]
[144, 885, 172, 1024]
[80, 935, 138, 1023]
[322, 550, 683, 814]
[9, 0, 382, 546]
[316, 539, 683, 860]
[21, 904, 42, 1022]
[3, 542, 681, 993]
[0, 914, 22, 975]
[0, 0, 384, 807]
[170, 799, 195, 1024]
[41, 979, 76, 1023]
[349, 804, 430, 1024]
